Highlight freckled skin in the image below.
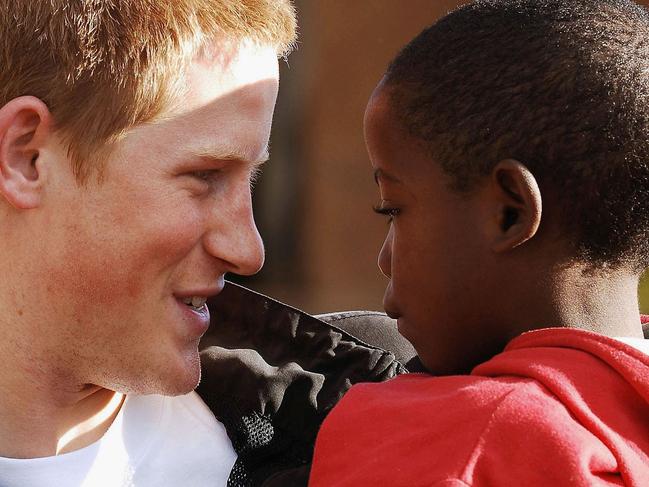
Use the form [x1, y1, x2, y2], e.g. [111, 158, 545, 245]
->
[1, 40, 279, 396]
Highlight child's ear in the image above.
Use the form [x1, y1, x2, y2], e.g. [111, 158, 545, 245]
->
[487, 159, 542, 253]
[0, 96, 53, 209]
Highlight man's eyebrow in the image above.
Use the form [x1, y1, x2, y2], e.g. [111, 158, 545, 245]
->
[373, 168, 401, 185]
[192, 146, 270, 166]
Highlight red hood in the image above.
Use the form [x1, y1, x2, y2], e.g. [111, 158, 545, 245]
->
[310, 327, 649, 487]
[473, 327, 649, 485]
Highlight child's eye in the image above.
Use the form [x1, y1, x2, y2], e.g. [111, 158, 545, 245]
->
[373, 204, 401, 224]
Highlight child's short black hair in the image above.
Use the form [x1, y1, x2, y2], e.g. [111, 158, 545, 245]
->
[384, 0, 649, 270]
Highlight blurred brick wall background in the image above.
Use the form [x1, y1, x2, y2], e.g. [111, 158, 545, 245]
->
[235, 0, 649, 315]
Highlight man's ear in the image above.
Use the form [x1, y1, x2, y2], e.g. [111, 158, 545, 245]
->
[488, 159, 542, 253]
[0, 96, 53, 209]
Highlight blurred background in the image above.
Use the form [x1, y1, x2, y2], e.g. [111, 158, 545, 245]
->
[233, 0, 649, 315]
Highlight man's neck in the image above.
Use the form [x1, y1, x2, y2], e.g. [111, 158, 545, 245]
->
[0, 376, 125, 458]
[56, 388, 125, 455]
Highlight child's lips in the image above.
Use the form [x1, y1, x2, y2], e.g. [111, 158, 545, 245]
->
[383, 302, 401, 319]
[385, 309, 401, 320]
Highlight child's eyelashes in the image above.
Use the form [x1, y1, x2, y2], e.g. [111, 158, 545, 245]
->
[373, 204, 401, 224]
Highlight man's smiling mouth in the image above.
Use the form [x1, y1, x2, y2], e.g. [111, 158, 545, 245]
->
[181, 296, 208, 311]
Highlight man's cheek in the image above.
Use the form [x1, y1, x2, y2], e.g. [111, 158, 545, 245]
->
[52, 247, 140, 308]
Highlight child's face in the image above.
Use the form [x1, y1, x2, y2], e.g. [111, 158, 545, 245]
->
[364, 86, 507, 374]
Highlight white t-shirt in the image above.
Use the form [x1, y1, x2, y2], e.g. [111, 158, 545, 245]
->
[615, 336, 649, 355]
[0, 391, 237, 487]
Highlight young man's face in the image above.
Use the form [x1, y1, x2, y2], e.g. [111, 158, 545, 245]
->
[32, 39, 279, 395]
[364, 85, 504, 375]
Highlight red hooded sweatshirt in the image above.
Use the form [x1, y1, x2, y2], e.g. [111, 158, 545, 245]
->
[309, 328, 649, 486]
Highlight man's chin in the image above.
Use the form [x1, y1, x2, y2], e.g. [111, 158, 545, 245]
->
[112, 351, 202, 396]
[160, 351, 202, 396]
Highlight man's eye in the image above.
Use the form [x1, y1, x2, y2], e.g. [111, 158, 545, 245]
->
[373, 204, 400, 224]
[191, 170, 220, 182]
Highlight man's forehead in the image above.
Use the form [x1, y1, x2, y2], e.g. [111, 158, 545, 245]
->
[195, 34, 241, 67]
[188, 38, 279, 89]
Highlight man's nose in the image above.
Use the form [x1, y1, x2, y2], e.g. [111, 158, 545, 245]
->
[202, 187, 265, 276]
[378, 226, 393, 279]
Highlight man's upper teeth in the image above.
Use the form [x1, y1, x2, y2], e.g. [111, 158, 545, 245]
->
[183, 296, 207, 307]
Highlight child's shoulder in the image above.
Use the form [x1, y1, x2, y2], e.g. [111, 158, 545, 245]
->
[311, 328, 649, 486]
[342, 370, 565, 434]
[312, 373, 582, 486]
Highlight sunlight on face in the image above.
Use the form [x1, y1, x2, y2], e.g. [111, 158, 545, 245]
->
[34, 39, 280, 395]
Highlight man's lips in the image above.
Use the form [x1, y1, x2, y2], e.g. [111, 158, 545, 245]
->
[173, 285, 223, 337]
[173, 283, 224, 332]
